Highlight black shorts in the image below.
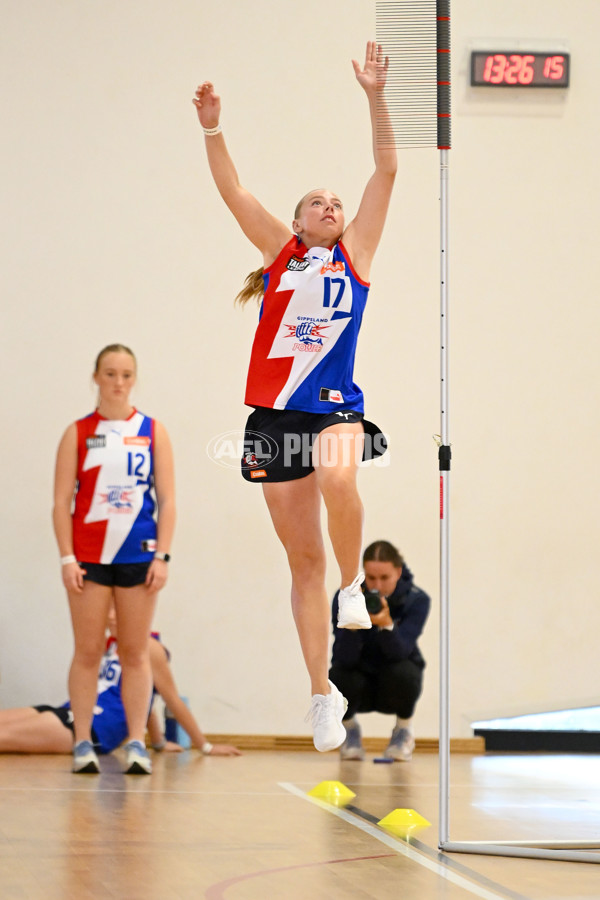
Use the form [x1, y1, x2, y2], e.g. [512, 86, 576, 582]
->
[33, 705, 101, 748]
[81, 561, 151, 587]
[33, 704, 74, 731]
[241, 407, 387, 483]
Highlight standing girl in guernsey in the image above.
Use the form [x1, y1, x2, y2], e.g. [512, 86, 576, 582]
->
[193, 42, 396, 751]
[53, 344, 175, 774]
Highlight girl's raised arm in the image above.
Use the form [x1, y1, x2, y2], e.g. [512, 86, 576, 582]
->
[193, 82, 290, 266]
[342, 42, 398, 281]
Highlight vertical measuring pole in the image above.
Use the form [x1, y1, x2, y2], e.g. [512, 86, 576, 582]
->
[377, 0, 600, 864]
[375, 0, 452, 847]
[436, 0, 451, 848]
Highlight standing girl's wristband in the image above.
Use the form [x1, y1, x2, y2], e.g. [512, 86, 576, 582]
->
[61, 555, 77, 566]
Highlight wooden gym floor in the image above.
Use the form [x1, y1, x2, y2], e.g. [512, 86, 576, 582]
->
[0, 747, 599, 899]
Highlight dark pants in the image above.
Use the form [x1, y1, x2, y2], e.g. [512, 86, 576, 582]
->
[329, 659, 424, 721]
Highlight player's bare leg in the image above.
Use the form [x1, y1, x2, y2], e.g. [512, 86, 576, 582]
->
[263, 475, 347, 751]
[314, 423, 371, 629]
[67, 581, 113, 743]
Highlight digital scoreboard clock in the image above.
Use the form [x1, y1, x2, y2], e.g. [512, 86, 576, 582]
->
[470, 51, 570, 88]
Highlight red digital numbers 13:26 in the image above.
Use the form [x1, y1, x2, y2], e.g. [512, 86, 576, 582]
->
[483, 54, 534, 84]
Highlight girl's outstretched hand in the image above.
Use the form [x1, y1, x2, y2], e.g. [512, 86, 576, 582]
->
[352, 41, 389, 94]
[193, 81, 221, 129]
[205, 742, 243, 756]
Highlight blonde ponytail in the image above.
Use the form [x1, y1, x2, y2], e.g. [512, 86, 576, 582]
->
[235, 267, 265, 306]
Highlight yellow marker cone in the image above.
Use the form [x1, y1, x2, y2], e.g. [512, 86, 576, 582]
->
[377, 808, 431, 839]
[307, 780, 356, 807]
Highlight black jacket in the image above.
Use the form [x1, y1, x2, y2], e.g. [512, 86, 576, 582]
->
[330, 564, 430, 672]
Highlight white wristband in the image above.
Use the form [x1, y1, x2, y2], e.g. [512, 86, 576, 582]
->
[61, 555, 77, 566]
[203, 124, 222, 136]
[201, 741, 213, 755]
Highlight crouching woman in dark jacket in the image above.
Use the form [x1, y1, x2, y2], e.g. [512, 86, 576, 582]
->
[329, 540, 430, 761]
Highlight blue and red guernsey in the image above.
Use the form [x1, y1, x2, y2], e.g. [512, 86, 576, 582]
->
[73, 409, 156, 564]
[62, 633, 164, 753]
[244, 237, 370, 414]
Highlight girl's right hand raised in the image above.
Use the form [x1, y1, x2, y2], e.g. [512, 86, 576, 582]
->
[193, 81, 221, 129]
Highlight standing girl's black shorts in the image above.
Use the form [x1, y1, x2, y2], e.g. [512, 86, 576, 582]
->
[241, 406, 387, 483]
[81, 562, 151, 587]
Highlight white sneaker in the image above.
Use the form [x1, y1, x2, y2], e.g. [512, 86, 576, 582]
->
[72, 739, 100, 774]
[384, 726, 416, 762]
[337, 572, 371, 630]
[124, 740, 152, 774]
[340, 719, 366, 761]
[305, 680, 348, 752]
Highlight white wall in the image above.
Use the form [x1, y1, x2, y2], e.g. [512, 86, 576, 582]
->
[1, 0, 598, 739]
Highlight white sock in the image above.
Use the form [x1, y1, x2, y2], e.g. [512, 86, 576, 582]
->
[342, 572, 364, 592]
[396, 717, 413, 733]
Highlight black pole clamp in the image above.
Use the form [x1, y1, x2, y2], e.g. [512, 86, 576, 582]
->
[438, 444, 452, 471]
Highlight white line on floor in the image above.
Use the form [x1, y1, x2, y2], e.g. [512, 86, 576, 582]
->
[279, 781, 514, 900]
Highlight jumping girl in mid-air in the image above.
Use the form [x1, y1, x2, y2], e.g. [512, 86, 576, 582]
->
[194, 42, 397, 751]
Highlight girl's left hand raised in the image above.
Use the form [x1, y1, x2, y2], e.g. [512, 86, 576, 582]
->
[193, 81, 221, 129]
[352, 41, 389, 94]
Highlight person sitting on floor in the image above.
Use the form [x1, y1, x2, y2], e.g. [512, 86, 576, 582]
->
[0, 605, 241, 770]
